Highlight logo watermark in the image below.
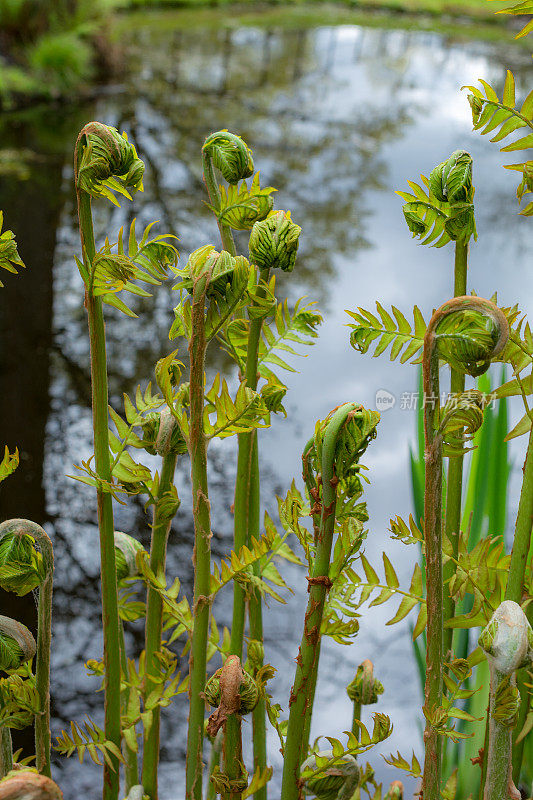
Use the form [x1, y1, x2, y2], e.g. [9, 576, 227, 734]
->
[374, 390, 497, 412]
[375, 389, 396, 412]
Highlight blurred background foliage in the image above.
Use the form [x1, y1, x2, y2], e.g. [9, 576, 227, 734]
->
[0, 0, 520, 110]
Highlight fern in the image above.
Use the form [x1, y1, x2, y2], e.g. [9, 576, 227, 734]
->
[444, 532, 509, 630]
[347, 302, 427, 363]
[0, 664, 39, 730]
[209, 526, 289, 602]
[220, 296, 321, 377]
[171, 256, 253, 343]
[0, 211, 25, 286]
[203, 374, 270, 439]
[299, 715, 393, 776]
[437, 390, 486, 457]
[487, 0, 533, 38]
[76, 218, 178, 315]
[383, 751, 422, 779]
[213, 172, 275, 231]
[396, 173, 476, 248]
[464, 71, 533, 214]
[0, 446, 18, 483]
[54, 718, 124, 768]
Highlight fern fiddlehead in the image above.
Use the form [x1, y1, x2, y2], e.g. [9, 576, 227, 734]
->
[0, 616, 36, 779]
[202, 131, 254, 255]
[201, 127, 301, 800]
[479, 601, 533, 800]
[0, 616, 36, 673]
[300, 751, 359, 800]
[346, 659, 384, 741]
[74, 122, 145, 800]
[0, 519, 53, 777]
[280, 404, 379, 800]
[421, 297, 508, 800]
[230, 209, 301, 800]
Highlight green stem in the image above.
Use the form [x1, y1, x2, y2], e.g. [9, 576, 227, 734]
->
[36, 566, 52, 776]
[280, 404, 357, 800]
[421, 296, 508, 800]
[206, 731, 223, 800]
[142, 451, 178, 800]
[76, 182, 122, 800]
[511, 668, 531, 790]
[351, 700, 362, 741]
[185, 274, 213, 800]
[442, 240, 468, 665]
[298, 438, 324, 759]
[484, 666, 516, 800]
[0, 729, 13, 777]
[506, 428, 533, 606]
[504, 429, 533, 787]
[300, 638, 322, 763]
[248, 439, 267, 800]
[422, 314, 445, 800]
[230, 267, 270, 659]
[119, 620, 139, 793]
[202, 152, 236, 256]
[0, 519, 54, 777]
[222, 714, 244, 800]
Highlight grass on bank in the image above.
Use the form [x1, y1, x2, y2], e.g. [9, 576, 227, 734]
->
[126, 0, 510, 22]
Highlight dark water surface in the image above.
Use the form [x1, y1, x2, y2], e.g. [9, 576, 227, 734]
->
[0, 13, 531, 799]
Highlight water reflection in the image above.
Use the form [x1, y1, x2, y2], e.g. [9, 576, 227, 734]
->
[0, 15, 531, 799]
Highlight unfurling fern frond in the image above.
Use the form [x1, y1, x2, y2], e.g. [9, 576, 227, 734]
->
[0, 664, 39, 730]
[202, 130, 254, 184]
[203, 374, 270, 439]
[431, 298, 509, 378]
[437, 389, 486, 457]
[347, 303, 427, 363]
[75, 122, 144, 206]
[215, 173, 276, 230]
[208, 524, 282, 599]
[76, 219, 178, 316]
[299, 715, 393, 771]
[397, 152, 476, 247]
[463, 71, 533, 214]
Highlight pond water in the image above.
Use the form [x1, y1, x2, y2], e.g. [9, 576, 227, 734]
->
[0, 10, 532, 799]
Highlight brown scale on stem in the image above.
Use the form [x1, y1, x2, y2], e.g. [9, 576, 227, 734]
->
[306, 576, 333, 591]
